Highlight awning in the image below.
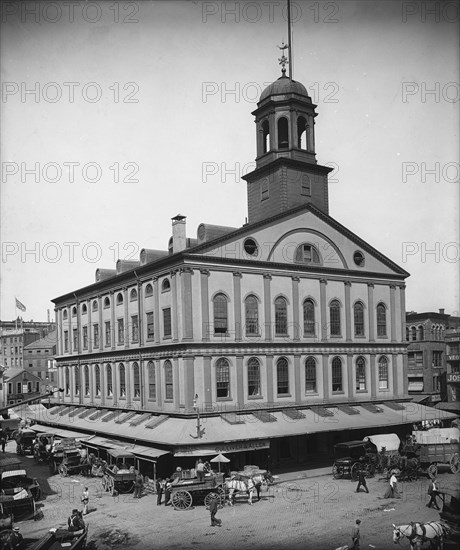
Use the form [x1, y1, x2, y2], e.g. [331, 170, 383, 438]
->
[31, 424, 92, 441]
[434, 401, 460, 413]
[408, 382, 424, 391]
[82, 436, 169, 460]
[410, 394, 431, 403]
[131, 445, 170, 460]
[363, 433, 400, 452]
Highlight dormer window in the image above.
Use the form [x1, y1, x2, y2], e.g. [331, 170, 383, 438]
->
[295, 244, 320, 264]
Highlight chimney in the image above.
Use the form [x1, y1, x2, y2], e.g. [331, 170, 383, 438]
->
[171, 214, 187, 253]
[439, 308, 445, 315]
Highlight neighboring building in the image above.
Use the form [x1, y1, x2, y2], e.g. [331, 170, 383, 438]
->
[0, 319, 55, 338]
[28, 68, 456, 473]
[24, 331, 57, 392]
[0, 367, 41, 408]
[445, 320, 460, 408]
[0, 329, 40, 369]
[405, 310, 460, 405]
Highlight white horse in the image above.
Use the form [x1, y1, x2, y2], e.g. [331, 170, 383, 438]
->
[392, 522, 448, 550]
[225, 475, 256, 505]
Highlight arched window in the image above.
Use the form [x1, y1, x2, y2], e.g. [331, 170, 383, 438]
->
[133, 362, 140, 398]
[277, 117, 289, 149]
[275, 297, 288, 336]
[245, 295, 259, 336]
[277, 357, 289, 394]
[145, 283, 153, 297]
[378, 356, 389, 390]
[164, 360, 173, 400]
[297, 116, 307, 149]
[330, 300, 341, 336]
[72, 306, 77, 316]
[104, 297, 110, 308]
[92, 300, 98, 312]
[84, 365, 90, 396]
[130, 289, 138, 301]
[417, 325, 424, 341]
[305, 357, 317, 393]
[411, 326, 417, 341]
[106, 364, 113, 397]
[63, 310, 68, 320]
[216, 358, 230, 398]
[355, 357, 366, 391]
[161, 279, 170, 292]
[354, 302, 365, 337]
[65, 366, 70, 394]
[119, 364, 126, 397]
[303, 299, 315, 336]
[116, 293, 123, 305]
[377, 303, 387, 337]
[248, 357, 260, 396]
[95, 365, 101, 396]
[148, 361, 156, 400]
[406, 327, 410, 341]
[74, 365, 80, 396]
[262, 120, 270, 154]
[295, 244, 320, 264]
[213, 294, 228, 334]
[82, 304, 87, 314]
[332, 357, 342, 392]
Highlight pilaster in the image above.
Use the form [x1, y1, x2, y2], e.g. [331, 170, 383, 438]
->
[390, 285, 396, 342]
[320, 279, 328, 341]
[367, 283, 375, 342]
[233, 272, 243, 341]
[181, 268, 194, 341]
[292, 277, 300, 341]
[200, 270, 210, 341]
[263, 273, 272, 341]
[344, 281, 352, 342]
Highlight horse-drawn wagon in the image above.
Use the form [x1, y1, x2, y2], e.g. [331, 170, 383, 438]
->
[14, 429, 36, 457]
[48, 438, 83, 474]
[58, 450, 91, 478]
[100, 449, 137, 496]
[332, 441, 376, 481]
[170, 470, 226, 510]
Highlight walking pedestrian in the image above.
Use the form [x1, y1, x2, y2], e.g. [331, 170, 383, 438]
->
[81, 487, 89, 515]
[351, 519, 361, 549]
[1, 435, 6, 453]
[156, 477, 164, 505]
[209, 495, 222, 526]
[164, 479, 172, 506]
[383, 471, 400, 499]
[426, 477, 441, 510]
[134, 472, 144, 499]
[355, 468, 369, 494]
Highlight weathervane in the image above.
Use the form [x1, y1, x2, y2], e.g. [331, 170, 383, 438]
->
[278, 41, 289, 76]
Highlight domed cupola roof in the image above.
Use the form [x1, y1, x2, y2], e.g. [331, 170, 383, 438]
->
[259, 75, 311, 103]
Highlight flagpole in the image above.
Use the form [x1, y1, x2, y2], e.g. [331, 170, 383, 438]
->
[287, 0, 293, 80]
[15, 298, 17, 330]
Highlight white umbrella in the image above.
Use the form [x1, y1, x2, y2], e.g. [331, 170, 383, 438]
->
[210, 453, 230, 472]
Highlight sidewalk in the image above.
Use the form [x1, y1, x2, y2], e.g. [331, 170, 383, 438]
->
[271, 464, 333, 484]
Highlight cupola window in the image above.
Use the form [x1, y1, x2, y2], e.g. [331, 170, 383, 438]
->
[277, 117, 289, 149]
[297, 116, 307, 149]
[262, 120, 270, 154]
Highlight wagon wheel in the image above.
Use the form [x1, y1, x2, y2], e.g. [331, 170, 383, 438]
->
[204, 491, 223, 509]
[217, 486, 227, 503]
[450, 453, 459, 474]
[350, 463, 361, 481]
[172, 490, 193, 510]
[59, 464, 68, 477]
[332, 464, 343, 479]
[427, 464, 438, 479]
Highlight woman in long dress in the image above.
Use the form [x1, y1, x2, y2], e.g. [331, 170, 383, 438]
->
[384, 472, 401, 498]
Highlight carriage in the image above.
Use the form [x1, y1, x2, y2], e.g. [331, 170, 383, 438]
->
[48, 438, 82, 474]
[439, 486, 460, 548]
[100, 449, 137, 496]
[14, 429, 36, 457]
[0, 485, 37, 522]
[332, 441, 376, 481]
[170, 470, 226, 510]
[0, 469, 41, 502]
[29, 525, 89, 550]
[0, 512, 23, 550]
[57, 450, 91, 478]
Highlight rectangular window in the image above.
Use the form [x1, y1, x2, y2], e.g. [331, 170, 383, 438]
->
[64, 331, 69, 352]
[72, 328, 78, 351]
[261, 177, 269, 201]
[415, 352, 424, 368]
[163, 308, 172, 339]
[105, 321, 111, 346]
[146, 312, 154, 340]
[300, 174, 311, 196]
[93, 324, 99, 348]
[83, 326, 88, 349]
[433, 351, 443, 367]
[17, 382, 21, 394]
[378, 366, 389, 389]
[131, 315, 139, 342]
[117, 319, 124, 344]
[332, 366, 343, 392]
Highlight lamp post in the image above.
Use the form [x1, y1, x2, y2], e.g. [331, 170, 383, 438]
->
[45, 379, 50, 407]
[193, 394, 201, 439]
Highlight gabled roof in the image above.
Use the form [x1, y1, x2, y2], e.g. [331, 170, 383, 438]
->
[24, 331, 57, 350]
[3, 368, 41, 382]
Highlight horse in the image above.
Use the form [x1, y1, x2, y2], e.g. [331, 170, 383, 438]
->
[225, 475, 256, 505]
[392, 522, 448, 549]
[250, 471, 274, 501]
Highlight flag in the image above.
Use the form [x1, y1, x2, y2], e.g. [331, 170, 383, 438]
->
[15, 298, 26, 312]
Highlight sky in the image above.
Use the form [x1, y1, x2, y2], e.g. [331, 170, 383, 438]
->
[1, 0, 459, 322]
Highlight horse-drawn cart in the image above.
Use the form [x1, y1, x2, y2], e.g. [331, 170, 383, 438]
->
[29, 525, 89, 550]
[58, 450, 91, 478]
[171, 472, 225, 510]
[100, 449, 137, 496]
[332, 441, 376, 481]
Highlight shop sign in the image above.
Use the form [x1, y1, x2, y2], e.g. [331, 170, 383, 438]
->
[430, 394, 441, 402]
[214, 440, 270, 453]
[448, 355, 460, 361]
[447, 373, 460, 384]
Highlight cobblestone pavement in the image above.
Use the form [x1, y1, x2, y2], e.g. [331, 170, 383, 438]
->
[5, 440, 457, 550]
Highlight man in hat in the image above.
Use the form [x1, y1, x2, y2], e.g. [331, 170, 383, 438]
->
[209, 495, 222, 527]
[68, 509, 85, 533]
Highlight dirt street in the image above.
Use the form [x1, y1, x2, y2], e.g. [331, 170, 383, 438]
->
[5, 440, 457, 550]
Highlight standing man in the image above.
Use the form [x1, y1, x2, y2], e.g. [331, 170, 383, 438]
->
[209, 495, 222, 527]
[426, 477, 441, 510]
[351, 519, 361, 549]
[196, 459, 205, 482]
[81, 487, 89, 515]
[355, 468, 369, 494]
[156, 477, 164, 505]
[0, 433, 6, 453]
[134, 472, 144, 499]
[164, 479, 172, 506]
